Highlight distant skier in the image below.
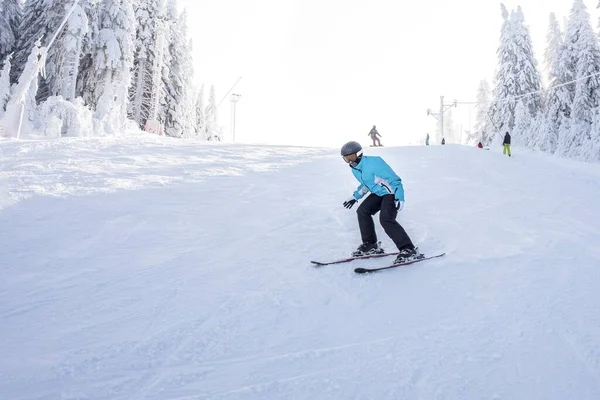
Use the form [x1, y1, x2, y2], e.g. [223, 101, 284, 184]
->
[340, 141, 420, 264]
[368, 125, 382, 147]
[441, 138, 446, 145]
[503, 131, 511, 157]
[477, 141, 483, 148]
[425, 133, 430, 146]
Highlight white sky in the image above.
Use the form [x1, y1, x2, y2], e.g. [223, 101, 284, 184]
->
[178, 0, 599, 147]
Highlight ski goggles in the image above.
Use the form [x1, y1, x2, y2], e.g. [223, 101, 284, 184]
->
[342, 152, 361, 167]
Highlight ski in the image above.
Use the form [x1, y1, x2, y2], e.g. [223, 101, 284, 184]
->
[354, 253, 446, 274]
[310, 251, 399, 266]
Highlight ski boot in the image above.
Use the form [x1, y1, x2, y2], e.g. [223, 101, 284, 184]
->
[352, 242, 384, 257]
[393, 247, 424, 264]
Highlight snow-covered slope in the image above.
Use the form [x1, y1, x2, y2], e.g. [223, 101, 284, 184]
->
[2, 136, 600, 399]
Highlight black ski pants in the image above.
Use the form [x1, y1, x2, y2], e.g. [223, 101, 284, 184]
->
[357, 194, 414, 251]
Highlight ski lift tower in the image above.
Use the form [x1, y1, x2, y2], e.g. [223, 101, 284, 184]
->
[230, 93, 241, 142]
[427, 96, 457, 144]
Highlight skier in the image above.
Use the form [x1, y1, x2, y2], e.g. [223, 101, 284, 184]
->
[477, 141, 483, 148]
[368, 125, 382, 147]
[441, 138, 446, 145]
[340, 141, 420, 264]
[425, 133, 430, 146]
[503, 131, 511, 157]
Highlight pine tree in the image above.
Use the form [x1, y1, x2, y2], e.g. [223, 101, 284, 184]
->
[180, 35, 196, 138]
[556, 0, 600, 158]
[512, 6, 543, 119]
[512, 99, 532, 146]
[473, 79, 492, 145]
[544, 13, 563, 85]
[195, 84, 206, 138]
[92, 0, 136, 133]
[51, 3, 88, 101]
[0, 0, 22, 68]
[205, 85, 219, 140]
[13, 0, 89, 102]
[129, 0, 168, 128]
[0, 54, 11, 114]
[163, 2, 195, 138]
[589, 107, 600, 161]
[489, 4, 517, 142]
[489, 5, 542, 143]
[76, 0, 101, 106]
[533, 13, 568, 153]
[590, 0, 600, 160]
[12, 0, 63, 90]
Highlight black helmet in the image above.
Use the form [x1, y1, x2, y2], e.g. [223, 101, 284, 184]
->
[341, 141, 363, 167]
[340, 141, 362, 156]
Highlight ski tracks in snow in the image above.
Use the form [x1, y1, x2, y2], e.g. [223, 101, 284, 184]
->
[4, 141, 600, 398]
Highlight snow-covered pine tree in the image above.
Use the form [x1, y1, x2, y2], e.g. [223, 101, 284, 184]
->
[129, 0, 168, 129]
[589, 105, 600, 161]
[489, 5, 543, 144]
[473, 79, 492, 145]
[205, 84, 219, 140]
[52, 3, 88, 101]
[556, 0, 600, 159]
[12, 0, 64, 93]
[571, 0, 600, 160]
[156, 0, 172, 135]
[0, 0, 22, 68]
[195, 84, 206, 138]
[91, 0, 136, 133]
[181, 23, 197, 138]
[489, 4, 517, 143]
[162, 0, 179, 137]
[532, 12, 568, 153]
[512, 6, 543, 120]
[163, 1, 195, 138]
[590, 0, 600, 161]
[0, 54, 11, 114]
[180, 33, 196, 138]
[512, 99, 532, 146]
[14, 0, 88, 103]
[544, 13, 563, 85]
[555, 2, 584, 156]
[76, 0, 101, 106]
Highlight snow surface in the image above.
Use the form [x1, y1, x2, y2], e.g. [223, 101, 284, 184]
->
[2, 135, 600, 399]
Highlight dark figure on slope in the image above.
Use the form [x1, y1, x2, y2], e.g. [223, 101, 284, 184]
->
[340, 141, 421, 264]
[503, 131, 511, 157]
[368, 125, 382, 147]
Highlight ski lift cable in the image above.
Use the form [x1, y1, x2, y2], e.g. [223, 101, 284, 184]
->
[455, 71, 600, 106]
[203, 77, 242, 114]
[217, 76, 242, 108]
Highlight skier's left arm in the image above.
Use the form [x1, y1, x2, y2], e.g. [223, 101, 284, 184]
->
[373, 157, 405, 202]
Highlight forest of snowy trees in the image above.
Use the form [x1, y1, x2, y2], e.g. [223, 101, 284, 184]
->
[0, 0, 220, 140]
[471, 0, 600, 162]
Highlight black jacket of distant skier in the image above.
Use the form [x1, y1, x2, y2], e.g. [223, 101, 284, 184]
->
[369, 127, 380, 138]
[503, 132, 511, 145]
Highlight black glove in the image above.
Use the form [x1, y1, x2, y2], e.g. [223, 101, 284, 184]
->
[343, 198, 357, 209]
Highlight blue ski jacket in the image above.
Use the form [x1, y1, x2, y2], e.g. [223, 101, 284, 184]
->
[350, 156, 405, 201]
